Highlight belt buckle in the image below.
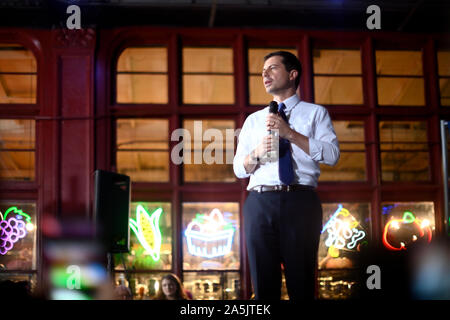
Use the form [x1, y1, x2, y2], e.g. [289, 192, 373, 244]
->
[275, 185, 282, 191]
[257, 186, 263, 193]
[287, 185, 292, 192]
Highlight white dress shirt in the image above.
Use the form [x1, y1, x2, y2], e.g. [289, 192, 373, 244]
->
[233, 94, 340, 189]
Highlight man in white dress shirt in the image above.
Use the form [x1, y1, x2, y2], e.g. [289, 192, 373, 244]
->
[233, 51, 340, 300]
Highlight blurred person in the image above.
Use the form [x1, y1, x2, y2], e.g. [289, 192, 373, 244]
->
[153, 273, 189, 300]
[114, 284, 132, 300]
[410, 236, 450, 300]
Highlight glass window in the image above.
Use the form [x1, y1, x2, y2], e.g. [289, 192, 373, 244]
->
[114, 271, 167, 300]
[319, 120, 366, 181]
[0, 44, 37, 104]
[437, 51, 450, 106]
[116, 47, 168, 104]
[182, 119, 236, 182]
[317, 202, 371, 299]
[313, 49, 363, 105]
[183, 271, 240, 300]
[376, 50, 425, 106]
[114, 202, 172, 271]
[0, 119, 35, 181]
[182, 47, 234, 104]
[182, 202, 240, 271]
[248, 48, 297, 105]
[381, 202, 435, 251]
[0, 202, 37, 270]
[116, 119, 169, 182]
[379, 121, 430, 181]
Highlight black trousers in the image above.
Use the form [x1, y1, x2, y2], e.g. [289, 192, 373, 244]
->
[243, 189, 323, 300]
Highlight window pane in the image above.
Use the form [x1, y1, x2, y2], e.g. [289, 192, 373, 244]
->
[320, 121, 366, 181]
[376, 50, 423, 76]
[439, 78, 450, 106]
[0, 44, 36, 104]
[313, 49, 362, 105]
[0, 75, 36, 104]
[114, 202, 172, 271]
[318, 203, 370, 299]
[377, 77, 425, 106]
[116, 74, 168, 104]
[379, 121, 430, 181]
[183, 119, 236, 182]
[248, 48, 297, 105]
[313, 49, 361, 75]
[182, 75, 234, 104]
[114, 271, 166, 300]
[183, 271, 240, 300]
[376, 50, 424, 107]
[117, 47, 167, 73]
[182, 202, 240, 270]
[0, 202, 37, 270]
[438, 51, 450, 107]
[0, 119, 35, 181]
[116, 119, 169, 182]
[116, 47, 167, 104]
[381, 202, 435, 252]
[182, 47, 234, 104]
[183, 48, 233, 73]
[314, 76, 363, 105]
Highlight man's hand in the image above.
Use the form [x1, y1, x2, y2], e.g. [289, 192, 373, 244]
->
[244, 134, 275, 173]
[266, 113, 293, 139]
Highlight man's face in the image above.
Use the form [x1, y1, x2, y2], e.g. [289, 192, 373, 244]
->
[262, 55, 296, 95]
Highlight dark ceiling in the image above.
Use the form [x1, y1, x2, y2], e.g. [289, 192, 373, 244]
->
[0, 0, 449, 33]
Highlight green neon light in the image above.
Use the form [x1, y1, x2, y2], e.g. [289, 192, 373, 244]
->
[129, 205, 163, 261]
[402, 211, 416, 224]
[4, 206, 32, 223]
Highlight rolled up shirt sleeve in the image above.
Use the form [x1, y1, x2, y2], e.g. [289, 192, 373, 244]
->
[233, 116, 253, 179]
[308, 107, 340, 166]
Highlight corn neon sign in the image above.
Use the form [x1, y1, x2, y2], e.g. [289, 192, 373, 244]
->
[185, 209, 235, 259]
[129, 205, 163, 261]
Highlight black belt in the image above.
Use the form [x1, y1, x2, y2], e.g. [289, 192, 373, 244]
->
[250, 184, 315, 193]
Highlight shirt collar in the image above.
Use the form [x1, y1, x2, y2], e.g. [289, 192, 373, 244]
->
[277, 94, 300, 113]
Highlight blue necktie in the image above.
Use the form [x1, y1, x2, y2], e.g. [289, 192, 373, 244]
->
[278, 103, 294, 185]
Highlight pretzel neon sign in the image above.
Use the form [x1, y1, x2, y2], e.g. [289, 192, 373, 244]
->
[321, 204, 366, 258]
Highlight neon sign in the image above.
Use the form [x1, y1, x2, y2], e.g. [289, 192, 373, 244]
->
[0, 207, 33, 255]
[383, 211, 432, 251]
[321, 204, 366, 258]
[129, 205, 163, 261]
[185, 209, 235, 259]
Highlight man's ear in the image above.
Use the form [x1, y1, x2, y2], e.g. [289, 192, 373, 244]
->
[289, 69, 298, 82]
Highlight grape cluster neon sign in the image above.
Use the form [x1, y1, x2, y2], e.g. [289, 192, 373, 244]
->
[129, 205, 163, 261]
[321, 204, 366, 258]
[185, 209, 235, 259]
[0, 207, 33, 255]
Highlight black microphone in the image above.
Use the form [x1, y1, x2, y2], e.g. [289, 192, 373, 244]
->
[268, 101, 278, 134]
[267, 101, 279, 160]
[269, 101, 278, 115]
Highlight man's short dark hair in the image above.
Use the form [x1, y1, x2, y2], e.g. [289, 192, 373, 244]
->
[264, 51, 302, 89]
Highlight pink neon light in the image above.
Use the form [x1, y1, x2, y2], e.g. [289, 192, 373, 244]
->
[0, 217, 28, 255]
